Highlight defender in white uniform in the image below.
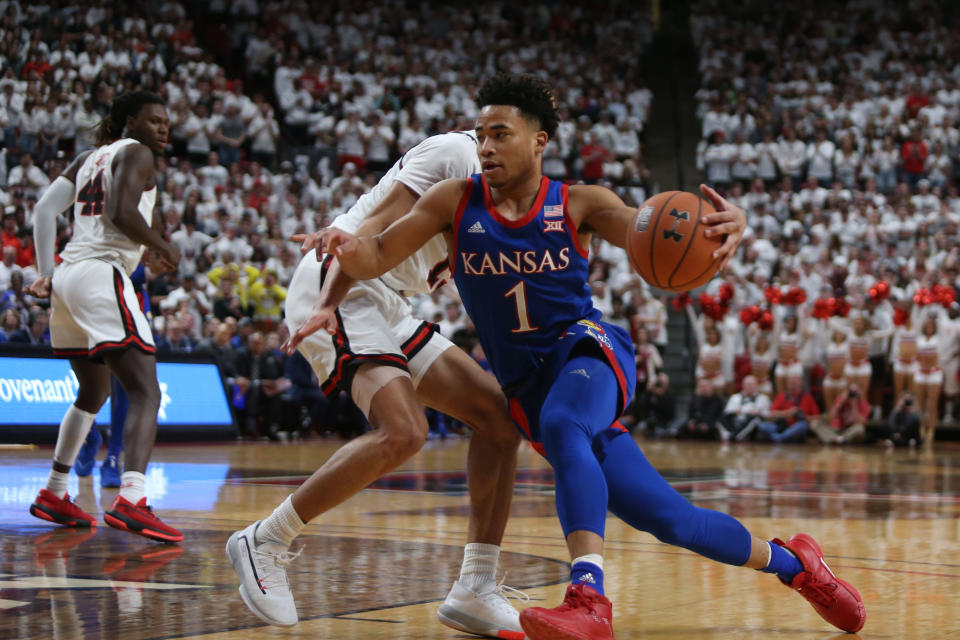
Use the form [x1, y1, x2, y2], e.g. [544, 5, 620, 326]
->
[51, 139, 157, 358]
[227, 131, 525, 638]
[27, 91, 183, 544]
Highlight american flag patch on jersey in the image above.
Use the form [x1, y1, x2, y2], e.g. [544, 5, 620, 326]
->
[544, 204, 563, 218]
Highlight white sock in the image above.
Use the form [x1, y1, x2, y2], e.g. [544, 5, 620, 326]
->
[45, 470, 70, 497]
[119, 471, 146, 503]
[257, 495, 305, 547]
[52, 405, 97, 467]
[572, 553, 605, 571]
[458, 543, 500, 591]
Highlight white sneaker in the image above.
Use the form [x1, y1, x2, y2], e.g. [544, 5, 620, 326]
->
[438, 580, 527, 639]
[225, 521, 300, 626]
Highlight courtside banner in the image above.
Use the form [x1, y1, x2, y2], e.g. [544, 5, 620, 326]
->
[0, 356, 232, 427]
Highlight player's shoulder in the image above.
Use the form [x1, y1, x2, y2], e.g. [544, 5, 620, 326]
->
[111, 139, 155, 169]
[61, 149, 95, 182]
[410, 130, 477, 157]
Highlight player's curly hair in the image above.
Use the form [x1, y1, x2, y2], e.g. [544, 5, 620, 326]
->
[96, 90, 164, 145]
[476, 73, 559, 140]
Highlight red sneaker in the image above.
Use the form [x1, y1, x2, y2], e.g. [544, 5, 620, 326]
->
[29, 489, 96, 527]
[775, 533, 865, 633]
[520, 583, 614, 640]
[104, 496, 183, 543]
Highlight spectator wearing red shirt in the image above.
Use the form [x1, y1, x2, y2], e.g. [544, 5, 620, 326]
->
[811, 383, 871, 444]
[756, 376, 821, 443]
[580, 132, 611, 184]
[1, 209, 19, 253]
[904, 82, 930, 119]
[901, 128, 929, 188]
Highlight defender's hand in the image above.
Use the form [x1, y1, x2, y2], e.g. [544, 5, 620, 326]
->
[282, 306, 338, 354]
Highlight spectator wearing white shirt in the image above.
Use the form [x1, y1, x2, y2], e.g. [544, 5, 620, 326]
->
[198, 151, 229, 188]
[248, 102, 280, 169]
[612, 118, 640, 161]
[833, 136, 861, 190]
[776, 127, 806, 188]
[335, 109, 368, 171]
[184, 103, 214, 162]
[806, 129, 836, 186]
[924, 141, 952, 189]
[362, 112, 395, 176]
[160, 272, 211, 335]
[703, 130, 735, 188]
[7, 153, 49, 199]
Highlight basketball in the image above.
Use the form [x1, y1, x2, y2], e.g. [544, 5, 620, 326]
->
[625, 190, 724, 292]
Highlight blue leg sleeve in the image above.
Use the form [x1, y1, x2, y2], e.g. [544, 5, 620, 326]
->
[108, 377, 128, 457]
[539, 356, 619, 539]
[595, 429, 753, 566]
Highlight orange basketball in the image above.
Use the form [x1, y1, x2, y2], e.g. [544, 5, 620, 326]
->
[625, 190, 723, 292]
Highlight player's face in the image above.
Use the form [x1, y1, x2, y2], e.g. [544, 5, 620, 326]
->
[475, 105, 547, 188]
[128, 103, 169, 155]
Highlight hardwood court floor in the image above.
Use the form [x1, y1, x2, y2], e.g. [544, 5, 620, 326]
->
[1, 436, 959, 639]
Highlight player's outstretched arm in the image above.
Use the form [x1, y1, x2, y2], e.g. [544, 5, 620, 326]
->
[332, 178, 466, 280]
[106, 143, 180, 270]
[571, 183, 746, 270]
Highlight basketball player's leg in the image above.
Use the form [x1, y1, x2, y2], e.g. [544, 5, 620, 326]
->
[99, 347, 182, 542]
[30, 358, 111, 527]
[416, 344, 520, 546]
[416, 345, 525, 639]
[102, 348, 160, 475]
[287, 364, 427, 522]
[522, 355, 864, 637]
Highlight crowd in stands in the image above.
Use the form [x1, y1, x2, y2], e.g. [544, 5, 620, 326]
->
[619, 0, 960, 447]
[0, 0, 656, 440]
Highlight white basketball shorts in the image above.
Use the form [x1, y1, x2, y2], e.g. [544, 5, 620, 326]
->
[50, 259, 155, 360]
[285, 253, 452, 396]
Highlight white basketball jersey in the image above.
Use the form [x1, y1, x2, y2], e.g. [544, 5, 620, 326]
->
[59, 138, 157, 275]
[331, 131, 480, 296]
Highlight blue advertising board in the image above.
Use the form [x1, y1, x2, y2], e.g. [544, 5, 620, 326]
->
[0, 356, 232, 427]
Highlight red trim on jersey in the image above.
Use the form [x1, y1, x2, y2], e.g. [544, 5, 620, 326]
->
[426, 258, 450, 290]
[610, 420, 629, 434]
[508, 398, 546, 456]
[482, 175, 549, 228]
[562, 183, 589, 259]
[598, 340, 629, 414]
[449, 178, 476, 272]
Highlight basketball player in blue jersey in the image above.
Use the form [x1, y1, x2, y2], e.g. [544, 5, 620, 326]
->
[323, 74, 866, 639]
[226, 129, 525, 637]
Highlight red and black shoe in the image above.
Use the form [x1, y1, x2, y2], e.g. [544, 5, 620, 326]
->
[29, 489, 96, 527]
[775, 533, 866, 633]
[520, 583, 615, 640]
[104, 495, 183, 543]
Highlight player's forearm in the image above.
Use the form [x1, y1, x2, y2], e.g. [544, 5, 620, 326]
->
[317, 258, 355, 311]
[111, 212, 171, 254]
[337, 235, 389, 280]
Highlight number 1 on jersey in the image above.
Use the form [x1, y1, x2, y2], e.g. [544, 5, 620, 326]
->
[505, 281, 539, 333]
[78, 170, 105, 216]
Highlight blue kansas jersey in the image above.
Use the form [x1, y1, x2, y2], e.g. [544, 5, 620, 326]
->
[451, 175, 635, 425]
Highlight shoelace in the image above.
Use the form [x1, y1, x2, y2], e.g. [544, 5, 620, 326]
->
[557, 584, 597, 613]
[253, 546, 302, 589]
[797, 575, 838, 607]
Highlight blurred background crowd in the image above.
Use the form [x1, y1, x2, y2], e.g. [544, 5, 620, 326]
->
[1, 0, 958, 447]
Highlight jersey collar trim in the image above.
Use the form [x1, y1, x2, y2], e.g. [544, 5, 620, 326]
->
[481, 175, 550, 229]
